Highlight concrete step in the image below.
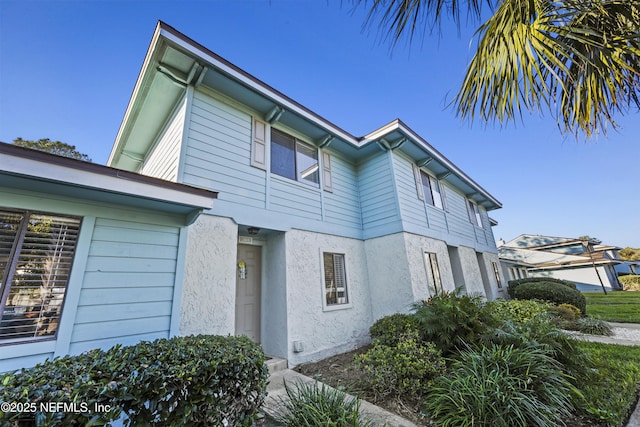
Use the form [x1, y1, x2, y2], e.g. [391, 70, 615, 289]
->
[266, 357, 288, 374]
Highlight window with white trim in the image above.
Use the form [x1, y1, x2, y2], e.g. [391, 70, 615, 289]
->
[420, 171, 444, 209]
[271, 128, 319, 187]
[323, 252, 349, 306]
[425, 252, 443, 295]
[0, 209, 81, 343]
[467, 200, 483, 228]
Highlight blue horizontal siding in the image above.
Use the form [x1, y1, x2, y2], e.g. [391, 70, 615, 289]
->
[358, 153, 399, 236]
[323, 153, 361, 229]
[183, 90, 267, 208]
[71, 218, 180, 350]
[270, 176, 322, 221]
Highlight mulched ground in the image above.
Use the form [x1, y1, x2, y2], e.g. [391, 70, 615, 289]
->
[293, 346, 631, 427]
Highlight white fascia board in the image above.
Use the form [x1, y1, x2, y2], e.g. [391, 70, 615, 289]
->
[1, 155, 214, 210]
[160, 27, 357, 146]
[108, 24, 164, 166]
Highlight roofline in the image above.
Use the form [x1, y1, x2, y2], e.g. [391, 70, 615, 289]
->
[362, 119, 502, 208]
[157, 21, 357, 144]
[111, 21, 501, 208]
[2, 142, 217, 209]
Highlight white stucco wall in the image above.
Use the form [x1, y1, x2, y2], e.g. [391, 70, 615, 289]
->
[364, 233, 414, 321]
[261, 232, 288, 359]
[284, 229, 372, 366]
[180, 214, 237, 336]
[403, 233, 456, 298]
[457, 245, 486, 297]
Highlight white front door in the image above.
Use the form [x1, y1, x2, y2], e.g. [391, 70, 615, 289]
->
[235, 244, 261, 342]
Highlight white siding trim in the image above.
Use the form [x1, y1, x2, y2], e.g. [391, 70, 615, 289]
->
[170, 226, 189, 337]
[54, 216, 96, 357]
[251, 118, 267, 170]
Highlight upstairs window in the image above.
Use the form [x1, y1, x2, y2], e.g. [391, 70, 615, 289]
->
[420, 171, 444, 209]
[467, 200, 483, 228]
[0, 209, 81, 343]
[271, 129, 319, 187]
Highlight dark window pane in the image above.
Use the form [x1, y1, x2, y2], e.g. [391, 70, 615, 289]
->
[271, 129, 296, 180]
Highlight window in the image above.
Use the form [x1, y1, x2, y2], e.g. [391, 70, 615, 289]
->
[420, 171, 444, 209]
[467, 200, 483, 228]
[492, 261, 503, 288]
[0, 209, 81, 343]
[271, 128, 319, 186]
[425, 252, 443, 295]
[323, 252, 348, 306]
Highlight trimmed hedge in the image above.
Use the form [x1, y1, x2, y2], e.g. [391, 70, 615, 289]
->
[508, 277, 576, 298]
[512, 282, 587, 314]
[0, 335, 268, 426]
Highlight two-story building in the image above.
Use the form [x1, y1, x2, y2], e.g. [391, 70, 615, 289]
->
[106, 22, 504, 366]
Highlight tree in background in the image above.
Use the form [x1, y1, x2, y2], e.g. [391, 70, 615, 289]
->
[620, 247, 640, 260]
[355, 0, 640, 138]
[12, 138, 92, 162]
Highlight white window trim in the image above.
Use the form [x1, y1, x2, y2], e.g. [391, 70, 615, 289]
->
[319, 249, 352, 312]
[415, 166, 445, 210]
[467, 200, 484, 228]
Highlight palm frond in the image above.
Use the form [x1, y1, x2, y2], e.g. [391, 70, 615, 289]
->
[455, 0, 640, 137]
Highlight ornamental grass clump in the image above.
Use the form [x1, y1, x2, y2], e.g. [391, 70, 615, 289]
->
[273, 380, 373, 427]
[425, 344, 576, 427]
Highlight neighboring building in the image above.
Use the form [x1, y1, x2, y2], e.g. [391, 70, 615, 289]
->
[498, 234, 625, 292]
[108, 22, 504, 366]
[0, 143, 216, 372]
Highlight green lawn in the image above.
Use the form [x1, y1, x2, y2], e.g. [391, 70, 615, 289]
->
[584, 291, 640, 323]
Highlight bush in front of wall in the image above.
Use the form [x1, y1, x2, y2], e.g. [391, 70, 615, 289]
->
[0, 335, 268, 427]
[425, 343, 576, 427]
[413, 291, 499, 355]
[368, 312, 421, 346]
[508, 277, 576, 299]
[354, 330, 446, 399]
[512, 281, 587, 314]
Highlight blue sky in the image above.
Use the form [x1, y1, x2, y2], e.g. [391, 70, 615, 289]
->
[1, 0, 639, 247]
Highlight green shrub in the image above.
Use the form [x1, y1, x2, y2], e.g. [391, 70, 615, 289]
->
[0, 335, 268, 427]
[425, 344, 576, 427]
[354, 331, 445, 398]
[619, 275, 640, 291]
[508, 277, 576, 298]
[573, 317, 613, 336]
[413, 291, 498, 354]
[368, 313, 420, 346]
[513, 282, 587, 314]
[549, 303, 582, 321]
[486, 317, 593, 385]
[485, 298, 553, 324]
[273, 381, 373, 427]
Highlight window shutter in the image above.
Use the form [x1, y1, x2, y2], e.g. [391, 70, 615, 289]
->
[251, 118, 267, 169]
[322, 151, 333, 192]
[413, 164, 424, 201]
